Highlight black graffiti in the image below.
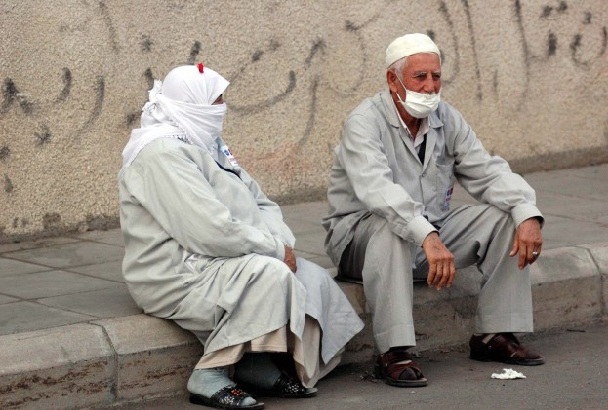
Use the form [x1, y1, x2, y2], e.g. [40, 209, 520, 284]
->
[77, 76, 105, 135]
[0, 145, 9, 161]
[305, 39, 326, 67]
[583, 12, 592, 25]
[98, 0, 119, 53]
[34, 125, 52, 146]
[4, 175, 13, 194]
[436, 1, 460, 86]
[1, 78, 33, 115]
[1, 0, 606, 155]
[548, 32, 558, 56]
[56, 68, 72, 102]
[570, 27, 607, 69]
[541, 1, 568, 18]
[141, 35, 153, 53]
[460, 0, 483, 101]
[188, 41, 202, 64]
[514, 0, 532, 102]
[536, 1, 607, 69]
[228, 41, 297, 115]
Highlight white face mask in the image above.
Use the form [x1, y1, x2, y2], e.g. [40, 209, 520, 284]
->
[395, 77, 440, 118]
[204, 103, 227, 138]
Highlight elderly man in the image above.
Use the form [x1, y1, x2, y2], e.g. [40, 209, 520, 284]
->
[323, 33, 544, 388]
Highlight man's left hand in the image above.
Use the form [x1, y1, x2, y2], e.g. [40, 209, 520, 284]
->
[509, 218, 543, 269]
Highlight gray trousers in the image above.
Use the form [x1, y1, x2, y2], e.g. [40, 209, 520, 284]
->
[339, 204, 534, 354]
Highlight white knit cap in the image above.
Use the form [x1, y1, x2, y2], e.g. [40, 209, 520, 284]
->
[385, 33, 441, 68]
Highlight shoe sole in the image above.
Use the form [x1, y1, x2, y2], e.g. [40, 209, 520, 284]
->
[469, 354, 545, 366]
[384, 377, 428, 388]
[237, 386, 318, 399]
[189, 393, 265, 409]
[374, 365, 428, 388]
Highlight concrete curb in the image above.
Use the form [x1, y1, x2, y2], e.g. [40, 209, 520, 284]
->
[1, 244, 607, 409]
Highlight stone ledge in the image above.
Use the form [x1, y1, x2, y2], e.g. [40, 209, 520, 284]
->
[1, 245, 606, 409]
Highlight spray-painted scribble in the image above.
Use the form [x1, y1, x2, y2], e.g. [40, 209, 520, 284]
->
[435, 2, 461, 86]
[34, 125, 52, 146]
[188, 41, 202, 65]
[4, 175, 13, 194]
[541, 1, 568, 17]
[548, 32, 558, 56]
[1, 79, 33, 115]
[98, 0, 119, 53]
[56, 68, 72, 103]
[461, 0, 484, 101]
[228, 41, 297, 115]
[0, 146, 9, 162]
[76, 76, 105, 135]
[141, 35, 153, 53]
[570, 27, 607, 69]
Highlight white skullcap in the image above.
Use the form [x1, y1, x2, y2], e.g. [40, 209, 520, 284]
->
[385, 33, 441, 68]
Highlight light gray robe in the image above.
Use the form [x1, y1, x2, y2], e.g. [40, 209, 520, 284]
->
[118, 137, 363, 363]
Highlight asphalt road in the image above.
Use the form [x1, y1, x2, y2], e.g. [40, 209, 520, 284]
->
[111, 320, 608, 410]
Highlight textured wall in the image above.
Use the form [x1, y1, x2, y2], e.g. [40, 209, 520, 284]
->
[1, 0, 607, 240]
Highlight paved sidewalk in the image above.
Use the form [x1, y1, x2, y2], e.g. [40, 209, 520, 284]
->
[1, 164, 607, 409]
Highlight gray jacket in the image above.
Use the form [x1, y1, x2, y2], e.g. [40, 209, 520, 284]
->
[323, 91, 542, 266]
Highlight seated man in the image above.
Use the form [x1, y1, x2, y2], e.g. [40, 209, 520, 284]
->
[323, 33, 544, 388]
[119, 64, 363, 409]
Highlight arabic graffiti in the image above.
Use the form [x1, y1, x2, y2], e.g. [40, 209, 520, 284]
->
[0, 0, 605, 210]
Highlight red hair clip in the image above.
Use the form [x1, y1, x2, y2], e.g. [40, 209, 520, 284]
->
[197, 62, 204, 73]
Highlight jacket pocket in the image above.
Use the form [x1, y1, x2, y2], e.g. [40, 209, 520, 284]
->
[435, 162, 455, 212]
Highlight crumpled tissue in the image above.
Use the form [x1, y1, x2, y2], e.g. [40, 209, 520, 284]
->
[491, 368, 526, 380]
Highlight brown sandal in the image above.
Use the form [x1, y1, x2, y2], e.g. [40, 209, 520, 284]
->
[374, 350, 428, 387]
[469, 333, 545, 366]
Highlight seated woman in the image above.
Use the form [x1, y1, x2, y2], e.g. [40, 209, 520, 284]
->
[118, 64, 364, 410]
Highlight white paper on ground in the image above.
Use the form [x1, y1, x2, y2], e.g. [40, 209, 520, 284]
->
[491, 368, 526, 379]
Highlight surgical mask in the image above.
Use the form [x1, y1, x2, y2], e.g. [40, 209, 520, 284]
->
[395, 77, 440, 118]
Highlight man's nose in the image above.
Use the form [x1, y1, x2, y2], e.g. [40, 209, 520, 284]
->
[422, 75, 435, 93]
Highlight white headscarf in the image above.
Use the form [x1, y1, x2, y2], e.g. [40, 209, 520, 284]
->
[120, 65, 230, 171]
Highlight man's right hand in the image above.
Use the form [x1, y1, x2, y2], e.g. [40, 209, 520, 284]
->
[422, 232, 455, 289]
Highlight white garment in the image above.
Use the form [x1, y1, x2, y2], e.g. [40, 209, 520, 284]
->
[118, 65, 363, 381]
[119, 137, 363, 364]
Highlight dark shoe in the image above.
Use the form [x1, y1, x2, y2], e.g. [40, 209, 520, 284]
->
[469, 333, 545, 366]
[239, 372, 317, 398]
[374, 350, 428, 387]
[189, 386, 264, 409]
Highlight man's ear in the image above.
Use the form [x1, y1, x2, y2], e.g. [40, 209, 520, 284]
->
[386, 71, 398, 94]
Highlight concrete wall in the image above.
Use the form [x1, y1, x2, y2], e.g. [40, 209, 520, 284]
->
[1, 0, 607, 240]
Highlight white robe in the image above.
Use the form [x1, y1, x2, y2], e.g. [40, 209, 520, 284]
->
[118, 137, 363, 363]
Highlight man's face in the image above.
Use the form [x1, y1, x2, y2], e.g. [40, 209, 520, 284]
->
[393, 53, 442, 95]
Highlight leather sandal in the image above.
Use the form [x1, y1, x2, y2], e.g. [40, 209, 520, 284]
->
[189, 385, 264, 409]
[469, 333, 545, 366]
[374, 350, 428, 387]
[238, 372, 317, 398]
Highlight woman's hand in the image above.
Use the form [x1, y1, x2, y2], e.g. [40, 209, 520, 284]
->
[284, 245, 297, 273]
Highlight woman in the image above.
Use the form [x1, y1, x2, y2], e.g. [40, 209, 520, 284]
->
[118, 64, 364, 409]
